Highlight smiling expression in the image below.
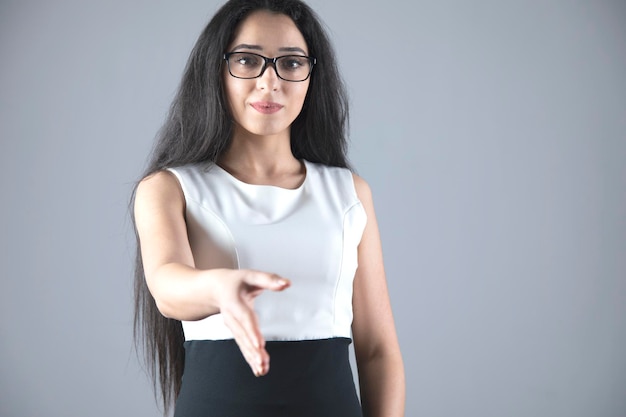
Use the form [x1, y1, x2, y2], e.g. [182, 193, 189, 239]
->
[223, 11, 311, 140]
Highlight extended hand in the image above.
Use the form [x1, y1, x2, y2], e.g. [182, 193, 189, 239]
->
[216, 270, 290, 376]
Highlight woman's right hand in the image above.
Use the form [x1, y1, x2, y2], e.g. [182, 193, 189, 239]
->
[213, 269, 290, 376]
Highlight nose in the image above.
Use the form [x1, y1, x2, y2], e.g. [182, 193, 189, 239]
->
[256, 63, 280, 91]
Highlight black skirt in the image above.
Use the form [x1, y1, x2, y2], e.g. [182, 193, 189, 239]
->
[174, 337, 363, 417]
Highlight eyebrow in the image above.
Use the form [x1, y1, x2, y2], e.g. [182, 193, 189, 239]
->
[230, 44, 308, 55]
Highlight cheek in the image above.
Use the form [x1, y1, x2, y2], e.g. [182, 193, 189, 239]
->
[223, 82, 246, 114]
[223, 74, 234, 111]
[223, 70, 246, 105]
[294, 82, 310, 107]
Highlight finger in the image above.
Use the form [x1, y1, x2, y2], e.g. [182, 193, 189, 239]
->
[234, 299, 264, 349]
[220, 287, 264, 349]
[222, 302, 270, 375]
[244, 270, 291, 292]
[232, 303, 271, 375]
[223, 311, 265, 375]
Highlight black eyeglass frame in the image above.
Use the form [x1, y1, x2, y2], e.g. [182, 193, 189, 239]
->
[223, 52, 317, 82]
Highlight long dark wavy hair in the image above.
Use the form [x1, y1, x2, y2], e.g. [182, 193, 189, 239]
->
[132, 0, 350, 414]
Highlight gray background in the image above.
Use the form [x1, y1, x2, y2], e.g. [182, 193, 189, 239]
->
[1, 0, 625, 416]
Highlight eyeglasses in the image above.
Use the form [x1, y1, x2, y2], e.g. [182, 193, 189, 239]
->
[224, 52, 316, 82]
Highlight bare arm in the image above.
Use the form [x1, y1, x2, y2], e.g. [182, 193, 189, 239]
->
[352, 174, 406, 417]
[134, 171, 290, 376]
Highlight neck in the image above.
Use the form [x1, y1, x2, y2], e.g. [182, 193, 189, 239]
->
[218, 125, 303, 186]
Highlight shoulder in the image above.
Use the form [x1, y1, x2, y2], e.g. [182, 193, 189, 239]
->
[351, 173, 373, 204]
[139, 162, 216, 203]
[165, 162, 212, 183]
[305, 160, 356, 186]
[135, 170, 185, 217]
[136, 170, 182, 200]
[305, 161, 366, 204]
[304, 160, 373, 203]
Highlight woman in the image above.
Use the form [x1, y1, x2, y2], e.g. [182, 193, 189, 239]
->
[133, 0, 405, 415]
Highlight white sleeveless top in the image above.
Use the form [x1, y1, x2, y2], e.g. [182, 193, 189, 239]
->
[168, 160, 367, 342]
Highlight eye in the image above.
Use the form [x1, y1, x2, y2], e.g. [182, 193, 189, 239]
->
[232, 53, 261, 67]
[279, 56, 308, 71]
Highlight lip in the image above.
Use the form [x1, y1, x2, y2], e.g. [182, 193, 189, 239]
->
[250, 101, 284, 114]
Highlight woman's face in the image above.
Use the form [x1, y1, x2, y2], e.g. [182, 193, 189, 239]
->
[223, 11, 311, 140]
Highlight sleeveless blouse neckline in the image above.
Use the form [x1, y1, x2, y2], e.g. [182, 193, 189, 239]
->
[213, 160, 309, 192]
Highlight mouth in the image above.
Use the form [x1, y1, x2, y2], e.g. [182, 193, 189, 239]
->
[250, 101, 284, 114]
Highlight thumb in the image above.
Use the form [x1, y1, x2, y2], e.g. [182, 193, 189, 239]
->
[244, 270, 290, 291]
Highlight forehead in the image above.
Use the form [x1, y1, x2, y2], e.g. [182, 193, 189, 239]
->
[228, 10, 308, 53]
